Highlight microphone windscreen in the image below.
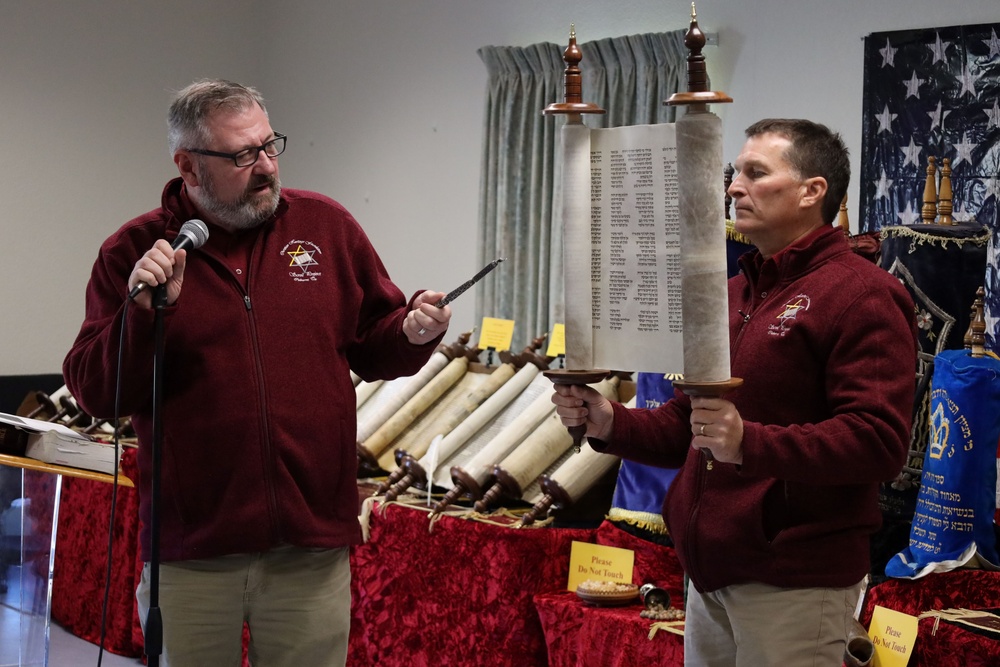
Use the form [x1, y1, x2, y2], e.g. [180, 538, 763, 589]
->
[178, 219, 209, 249]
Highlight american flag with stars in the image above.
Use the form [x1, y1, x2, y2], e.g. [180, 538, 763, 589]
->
[860, 22, 1000, 350]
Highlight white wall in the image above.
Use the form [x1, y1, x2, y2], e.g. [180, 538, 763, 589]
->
[3, 0, 998, 375]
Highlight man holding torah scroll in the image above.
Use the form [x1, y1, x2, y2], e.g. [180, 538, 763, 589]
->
[63, 79, 451, 667]
[553, 119, 916, 666]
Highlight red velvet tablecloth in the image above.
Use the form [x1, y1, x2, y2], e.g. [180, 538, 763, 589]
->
[535, 521, 686, 667]
[861, 570, 1000, 667]
[51, 449, 144, 657]
[49, 465, 1000, 667]
[534, 591, 684, 667]
[348, 502, 597, 667]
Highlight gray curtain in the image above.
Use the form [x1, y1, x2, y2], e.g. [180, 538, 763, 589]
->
[475, 30, 687, 351]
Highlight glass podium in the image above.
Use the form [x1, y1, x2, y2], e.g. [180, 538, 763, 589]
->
[0, 454, 130, 667]
[0, 462, 60, 667]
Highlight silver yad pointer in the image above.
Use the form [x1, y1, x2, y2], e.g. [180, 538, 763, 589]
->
[434, 257, 506, 307]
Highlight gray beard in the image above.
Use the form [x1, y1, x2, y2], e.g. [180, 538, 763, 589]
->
[197, 175, 282, 232]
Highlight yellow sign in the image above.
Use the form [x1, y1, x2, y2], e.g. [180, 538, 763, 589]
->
[546, 323, 566, 357]
[567, 541, 634, 591]
[869, 606, 918, 667]
[478, 317, 515, 352]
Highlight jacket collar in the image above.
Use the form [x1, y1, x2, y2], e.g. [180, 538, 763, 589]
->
[738, 225, 851, 290]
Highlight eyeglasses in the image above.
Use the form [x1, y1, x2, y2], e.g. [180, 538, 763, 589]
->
[188, 133, 287, 167]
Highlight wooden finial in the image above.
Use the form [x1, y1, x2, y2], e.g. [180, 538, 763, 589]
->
[543, 24, 606, 116]
[837, 193, 850, 232]
[938, 158, 953, 225]
[666, 3, 733, 108]
[966, 287, 987, 358]
[921, 156, 937, 224]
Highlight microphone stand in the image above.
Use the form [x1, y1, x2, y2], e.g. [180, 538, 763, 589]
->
[144, 283, 167, 667]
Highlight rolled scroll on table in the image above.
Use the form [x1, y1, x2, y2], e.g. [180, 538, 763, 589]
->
[475, 376, 621, 513]
[382, 359, 544, 501]
[520, 395, 637, 526]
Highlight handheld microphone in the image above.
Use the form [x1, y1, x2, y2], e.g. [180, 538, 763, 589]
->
[128, 219, 210, 300]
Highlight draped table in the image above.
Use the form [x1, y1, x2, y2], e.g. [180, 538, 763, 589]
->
[861, 570, 1000, 667]
[348, 501, 596, 666]
[46, 467, 1000, 667]
[535, 520, 686, 667]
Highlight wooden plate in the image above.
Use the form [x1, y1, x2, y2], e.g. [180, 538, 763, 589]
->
[575, 585, 640, 607]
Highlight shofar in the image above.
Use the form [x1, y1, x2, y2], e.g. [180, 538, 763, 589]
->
[382, 361, 542, 500]
[475, 376, 620, 512]
[358, 354, 467, 465]
[520, 396, 636, 525]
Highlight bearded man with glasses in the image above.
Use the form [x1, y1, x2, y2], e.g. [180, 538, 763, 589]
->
[63, 79, 451, 666]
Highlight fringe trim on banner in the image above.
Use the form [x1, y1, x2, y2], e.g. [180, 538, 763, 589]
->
[918, 608, 1000, 638]
[879, 225, 993, 254]
[607, 508, 669, 534]
[725, 220, 753, 246]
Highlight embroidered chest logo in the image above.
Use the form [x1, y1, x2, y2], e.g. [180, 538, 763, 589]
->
[280, 240, 323, 282]
[768, 294, 811, 337]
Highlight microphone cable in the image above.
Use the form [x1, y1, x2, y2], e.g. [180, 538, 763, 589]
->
[94, 295, 130, 667]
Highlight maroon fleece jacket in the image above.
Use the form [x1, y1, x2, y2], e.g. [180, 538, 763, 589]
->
[592, 225, 917, 592]
[63, 179, 440, 562]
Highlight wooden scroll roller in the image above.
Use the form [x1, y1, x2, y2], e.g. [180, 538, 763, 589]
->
[964, 287, 987, 358]
[920, 156, 955, 226]
[24, 390, 59, 420]
[519, 396, 635, 526]
[60, 395, 92, 429]
[665, 4, 742, 420]
[938, 158, 954, 225]
[430, 338, 555, 514]
[356, 331, 474, 471]
[542, 369, 612, 452]
[83, 416, 133, 438]
[475, 376, 621, 513]
[24, 390, 84, 426]
[837, 194, 850, 233]
[381, 337, 551, 502]
[921, 156, 937, 224]
[542, 24, 606, 118]
[541, 25, 611, 448]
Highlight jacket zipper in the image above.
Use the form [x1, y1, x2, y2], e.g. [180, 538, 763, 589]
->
[241, 284, 282, 543]
[685, 452, 711, 586]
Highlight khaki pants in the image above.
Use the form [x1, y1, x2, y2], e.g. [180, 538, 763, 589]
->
[136, 545, 351, 667]
[684, 578, 864, 667]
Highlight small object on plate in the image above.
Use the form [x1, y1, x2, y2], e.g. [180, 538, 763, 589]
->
[575, 579, 640, 607]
